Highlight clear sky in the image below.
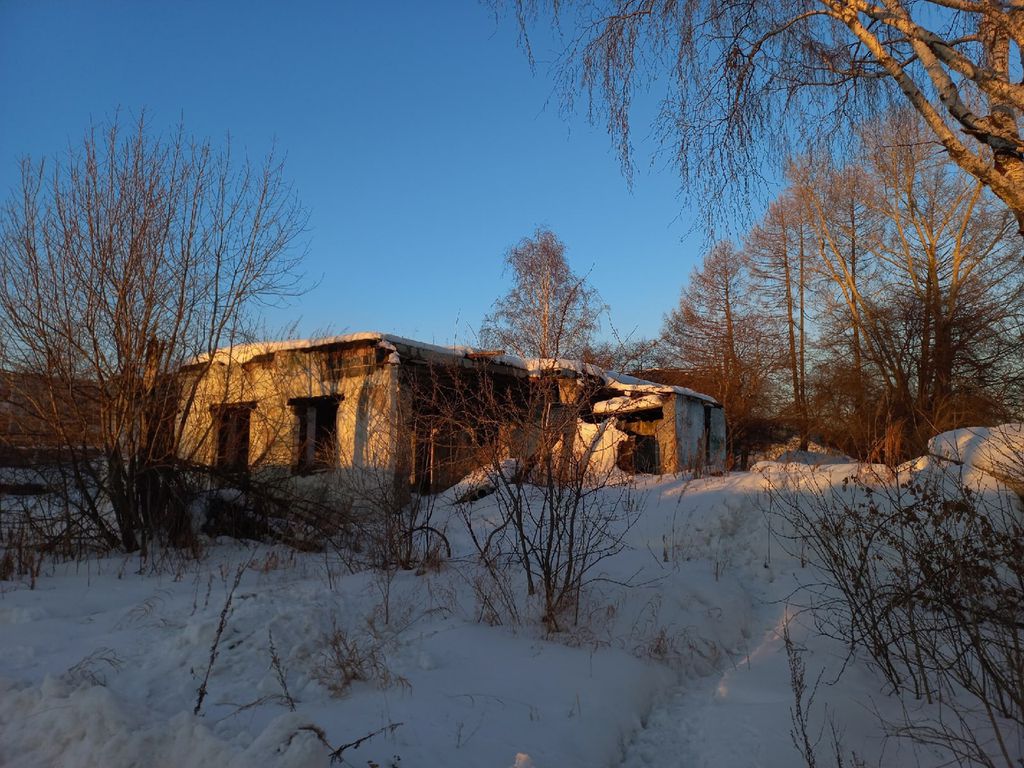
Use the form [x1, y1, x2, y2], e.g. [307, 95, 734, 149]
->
[0, 0, 716, 347]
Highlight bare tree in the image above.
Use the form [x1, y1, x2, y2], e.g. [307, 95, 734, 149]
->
[747, 187, 813, 449]
[791, 152, 887, 457]
[0, 117, 307, 554]
[582, 335, 660, 373]
[867, 120, 1022, 446]
[793, 113, 1024, 460]
[661, 241, 784, 466]
[481, 228, 603, 359]
[503, 1, 1024, 235]
[449, 369, 638, 631]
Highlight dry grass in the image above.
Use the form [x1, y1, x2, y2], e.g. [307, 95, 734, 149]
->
[311, 619, 409, 698]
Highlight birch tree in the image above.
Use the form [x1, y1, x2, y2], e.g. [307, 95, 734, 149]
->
[481, 228, 602, 359]
[504, 0, 1024, 235]
[859, 114, 1024, 448]
[795, 113, 1024, 458]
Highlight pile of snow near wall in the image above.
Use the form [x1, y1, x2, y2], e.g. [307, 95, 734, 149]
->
[572, 419, 628, 479]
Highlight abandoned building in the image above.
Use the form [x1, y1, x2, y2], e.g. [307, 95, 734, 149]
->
[179, 333, 726, 492]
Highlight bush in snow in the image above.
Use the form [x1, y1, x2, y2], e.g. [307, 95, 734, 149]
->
[312, 617, 410, 698]
[764, 428, 1024, 768]
[448, 374, 640, 632]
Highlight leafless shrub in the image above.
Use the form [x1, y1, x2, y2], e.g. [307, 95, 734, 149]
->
[767, 456, 1024, 768]
[0, 484, 107, 563]
[622, 595, 685, 664]
[0, 115, 307, 557]
[444, 371, 640, 632]
[0, 525, 42, 586]
[784, 619, 867, 768]
[785, 619, 824, 768]
[336, 465, 449, 573]
[268, 629, 296, 711]
[466, 560, 522, 627]
[311, 617, 410, 698]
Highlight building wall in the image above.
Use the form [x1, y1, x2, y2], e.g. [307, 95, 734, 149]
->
[656, 400, 681, 473]
[671, 395, 726, 473]
[180, 344, 402, 475]
[179, 341, 729, 487]
[674, 397, 702, 470]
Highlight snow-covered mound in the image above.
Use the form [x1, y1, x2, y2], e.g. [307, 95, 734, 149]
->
[752, 436, 851, 466]
[926, 423, 1024, 475]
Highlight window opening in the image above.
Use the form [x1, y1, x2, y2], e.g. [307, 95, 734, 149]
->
[290, 395, 341, 472]
[634, 434, 660, 474]
[214, 403, 255, 471]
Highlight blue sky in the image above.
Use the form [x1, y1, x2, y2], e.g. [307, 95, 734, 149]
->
[0, 0, 718, 347]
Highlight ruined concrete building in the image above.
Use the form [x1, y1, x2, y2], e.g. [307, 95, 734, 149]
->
[180, 333, 726, 492]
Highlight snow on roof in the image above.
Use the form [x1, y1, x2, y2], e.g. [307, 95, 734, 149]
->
[523, 357, 606, 378]
[603, 370, 718, 404]
[196, 333, 590, 374]
[194, 332, 718, 404]
[190, 332, 388, 366]
[191, 332, 502, 367]
[592, 393, 666, 416]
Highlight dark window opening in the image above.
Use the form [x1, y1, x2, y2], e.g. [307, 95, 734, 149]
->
[617, 434, 660, 474]
[411, 422, 466, 494]
[412, 426, 435, 494]
[634, 434, 660, 474]
[214, 404, 255, 472]
[290, 395, 341, 472]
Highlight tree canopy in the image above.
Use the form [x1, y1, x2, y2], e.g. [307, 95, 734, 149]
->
[505, 0, 1024, 234]
[481, 228, 602, 359]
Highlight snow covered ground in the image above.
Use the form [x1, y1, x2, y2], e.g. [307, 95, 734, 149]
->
[1, 427, 1021, 767]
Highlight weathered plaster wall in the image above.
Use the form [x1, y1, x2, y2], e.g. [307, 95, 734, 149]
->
[180, 344, 401, 473]
[669, 397, 727, 473]
[674, 398, 705, 470]
[655, 399, 679, 473]
[180, 341, 729, 487]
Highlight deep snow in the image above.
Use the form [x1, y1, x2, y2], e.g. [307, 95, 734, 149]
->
[1, 426, 1021, 767]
